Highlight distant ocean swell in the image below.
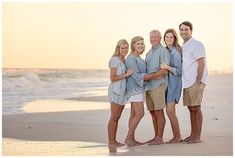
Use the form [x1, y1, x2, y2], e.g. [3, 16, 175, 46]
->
[2, 69, 110, 114]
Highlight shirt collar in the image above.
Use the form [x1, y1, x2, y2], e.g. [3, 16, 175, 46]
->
[183, 37, 194, 47]
[152, 43, 162, 49]
[167, 46, 174, 52]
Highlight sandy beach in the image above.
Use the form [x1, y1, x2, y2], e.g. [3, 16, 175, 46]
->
[2, 73, 233, 156]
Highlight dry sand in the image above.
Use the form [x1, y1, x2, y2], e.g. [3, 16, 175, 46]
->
[2, 73, 233, 156]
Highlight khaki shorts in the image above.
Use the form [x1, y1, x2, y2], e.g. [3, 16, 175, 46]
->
[146, 84, 166, 111]
[183, 82, 206, 106]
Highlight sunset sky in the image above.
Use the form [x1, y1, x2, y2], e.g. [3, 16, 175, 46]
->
[2, 1, 233, 72]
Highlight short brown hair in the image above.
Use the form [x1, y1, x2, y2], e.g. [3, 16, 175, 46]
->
[179, 21, 193, 31]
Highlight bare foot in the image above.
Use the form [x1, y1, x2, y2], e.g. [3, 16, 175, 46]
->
[108, 142, 125, 147]
[182, 136, 193, 142]
[116, 142, 125, 146]
[125, 139, 137, 146]
[187, 138, 201, 144]
[148, 137, 164, 145]
[166, 138, 174, 144]
[166, 137, 182, 144]
[134, 140, 145, 145]
[144, 137, 156, 144]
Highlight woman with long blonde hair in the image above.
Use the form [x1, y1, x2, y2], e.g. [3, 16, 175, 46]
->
[107, 39, 134, 147]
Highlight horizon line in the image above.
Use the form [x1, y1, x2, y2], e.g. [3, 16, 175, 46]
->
[2, 67, 233, 73]
[2, 67, 109, 71]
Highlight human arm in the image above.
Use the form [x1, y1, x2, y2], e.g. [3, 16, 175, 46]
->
[144, 69, 167, 81]
[126, 57, 146, 87]
[145, 48, 170, 81]
[110, 68, 134, 82]
[161, 51, 182, 76]
[194, 42, 206, 85]
[196, 57, 205, 84]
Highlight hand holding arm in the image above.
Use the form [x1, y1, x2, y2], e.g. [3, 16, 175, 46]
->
[160, 63, 172, 71]
[144, 69, 167, 81]
[110, 68, 134, 82]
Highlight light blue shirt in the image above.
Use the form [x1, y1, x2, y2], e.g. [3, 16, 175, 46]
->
[166, 47, 182, 104]
[145, 43, 170, 90]
[108, 56, 127, 105]
[125, 54, 147, 99]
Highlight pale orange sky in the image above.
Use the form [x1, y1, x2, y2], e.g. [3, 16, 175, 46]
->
[3, 2, 233, 72]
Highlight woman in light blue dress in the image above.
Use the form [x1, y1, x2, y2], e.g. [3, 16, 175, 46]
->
[107, 39, 134, 147]
[161, 29, 182, 143]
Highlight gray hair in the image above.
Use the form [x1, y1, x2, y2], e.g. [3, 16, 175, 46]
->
[150, 30, 161, 37]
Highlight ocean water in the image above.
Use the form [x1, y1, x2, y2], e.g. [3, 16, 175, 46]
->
[2, 69, 110, 114]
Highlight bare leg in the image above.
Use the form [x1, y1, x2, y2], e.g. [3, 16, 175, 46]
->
[196, 106, 203, 138]
[156, 109, 165, 139]
[149, 109, 165, 145]
[182, 106, 196, 142]
[113, 106, 125, 146]
[166, 102, 181, 143]
[114, 106, 124, 139]
[108, 103, 125, 147]
[127, 106, 144, 145]
[187, 105, 202, 143]
[128, 106, 134, 129]
[125, 102, 144, 146]
[145, 111, 158, 143]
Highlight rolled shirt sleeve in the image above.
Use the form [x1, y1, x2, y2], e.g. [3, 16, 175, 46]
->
[193, 42, 206, 60]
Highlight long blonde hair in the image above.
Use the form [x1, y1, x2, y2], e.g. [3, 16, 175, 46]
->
[112, 39, 129, 57]
[163, 29, 182, 53]
[130, 36, 145, 54]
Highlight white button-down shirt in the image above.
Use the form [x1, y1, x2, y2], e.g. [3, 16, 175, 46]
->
[182, 37, 208, 88]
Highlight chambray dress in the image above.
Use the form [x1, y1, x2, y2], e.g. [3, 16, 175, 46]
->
[108, 56, 127, 105]
[166, 47, 182, 104]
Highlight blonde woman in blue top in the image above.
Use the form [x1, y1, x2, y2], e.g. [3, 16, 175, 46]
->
[124, 36, 147, 146]
[161, 29, 182, 143]
[108, 39, 134, 147]
[124, 36, 161, 146]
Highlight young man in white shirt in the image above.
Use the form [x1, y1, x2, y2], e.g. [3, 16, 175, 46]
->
[179, 21, 208, 144]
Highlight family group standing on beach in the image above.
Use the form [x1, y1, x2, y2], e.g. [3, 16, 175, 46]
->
[107, 21, 208, 147]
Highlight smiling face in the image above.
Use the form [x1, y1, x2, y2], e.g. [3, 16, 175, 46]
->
[119, 43, 129, 57]
[150, 31, 161, 47]
[133, 40, 145, 55]
[179, 24, 192, 42]
[164, 32, 175, 47]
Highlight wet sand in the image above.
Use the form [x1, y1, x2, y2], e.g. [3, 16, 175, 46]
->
[2, 73, 233, 156]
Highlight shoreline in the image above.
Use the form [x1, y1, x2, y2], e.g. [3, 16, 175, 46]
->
[2, 73, 233, 156]
[66, 95, 108, 102]
[3, 99, 233, 155]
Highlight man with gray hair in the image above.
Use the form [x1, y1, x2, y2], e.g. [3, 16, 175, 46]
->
[145, 30, 170, 145]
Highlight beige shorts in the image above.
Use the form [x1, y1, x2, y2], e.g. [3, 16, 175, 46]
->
[183, 82, 206, 106]
[146, 84, 166, 111]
